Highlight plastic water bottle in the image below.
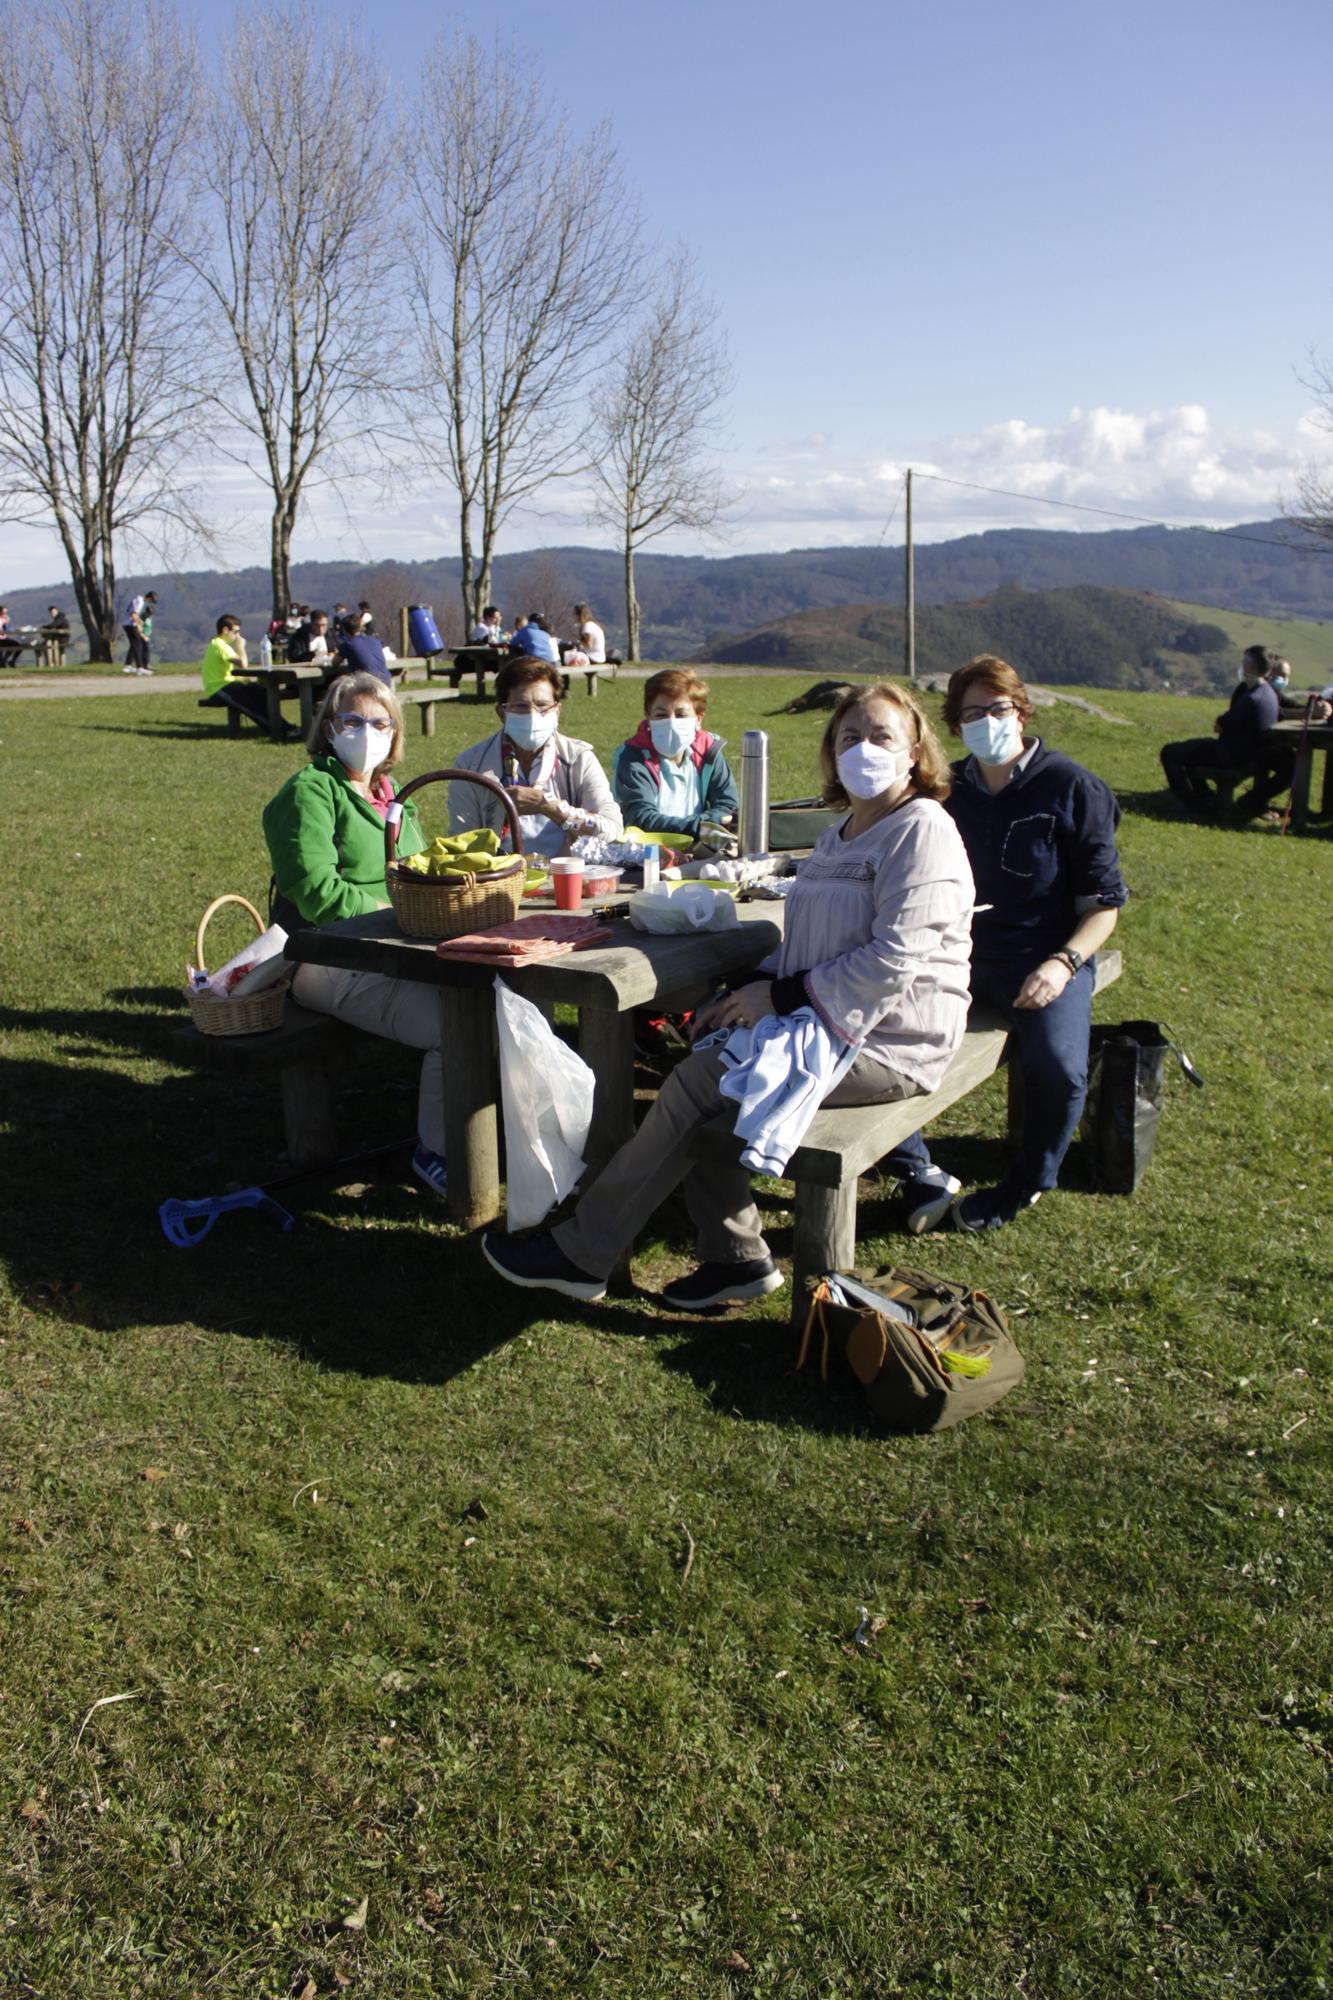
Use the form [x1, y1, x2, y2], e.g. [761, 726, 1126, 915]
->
[259, 634, 272, 667]
[641, 845, 660, 889]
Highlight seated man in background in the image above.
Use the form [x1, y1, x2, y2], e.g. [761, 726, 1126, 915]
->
[508, 612, 561, 664]
[469, 605, 507, 646]
[199, 614, 289, 735]
[331, 623, 392, 689]
[1230, 656, 1333, 819]
[40, 604, 70, 667]
[1160, 645, 1280, 812]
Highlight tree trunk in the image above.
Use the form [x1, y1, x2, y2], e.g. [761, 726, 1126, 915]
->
[624, 539, 640, 662]
[271, 503, 292, 622]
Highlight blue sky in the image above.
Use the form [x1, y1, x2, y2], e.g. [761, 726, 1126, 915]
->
[4, 0, 1331, 583]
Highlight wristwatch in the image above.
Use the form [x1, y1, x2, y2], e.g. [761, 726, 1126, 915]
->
[1054, 947, 1084, 975]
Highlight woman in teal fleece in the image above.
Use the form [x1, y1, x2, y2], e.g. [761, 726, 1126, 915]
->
[612, 668, 739, 839]
[262, 672, 449, 1199]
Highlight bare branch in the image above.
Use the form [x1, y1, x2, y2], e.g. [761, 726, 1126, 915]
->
[406, 30, 643, 624]
[0, 0, 207, 657]
[186, 3, 399, 617]
[587, 249, 735, 660]
[1282, 351, 1333, 553]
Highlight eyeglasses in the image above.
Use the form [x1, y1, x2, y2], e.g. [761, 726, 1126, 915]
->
[503, 702, 556, 716]
[333, 712, 391, 731]
[959, 701, 1018, 722]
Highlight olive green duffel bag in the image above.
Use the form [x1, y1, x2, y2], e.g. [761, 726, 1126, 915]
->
[797, 1265, 1026, 1433]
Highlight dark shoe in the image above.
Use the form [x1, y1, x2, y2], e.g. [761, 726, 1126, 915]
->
[481, 1228, 607, 1302]
[902, 1165, 962, 1234]
[659, 1257, 784, 1312]
[411, 1145, 448, 1199]
[951, 1184, 1042, 1233]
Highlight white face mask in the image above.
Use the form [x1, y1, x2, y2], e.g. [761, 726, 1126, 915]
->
[836, 741, 908, 801]
[649, 715, 696, 759]
[330, 718, 392, 773]
[504, 706, 559, 752]
[961, 714, 1023, 766]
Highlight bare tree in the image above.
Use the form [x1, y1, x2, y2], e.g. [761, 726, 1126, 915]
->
[504, 550, 573, 640]
[0, 0, 205, 659]
[588, 252, 733, 661]
[191, 4, 396, 621]
[407, 31, 642, 631]
[1285, 351, 1333, 550]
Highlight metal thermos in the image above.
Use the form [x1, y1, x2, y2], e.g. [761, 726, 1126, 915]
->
[738, 729, 770, 857]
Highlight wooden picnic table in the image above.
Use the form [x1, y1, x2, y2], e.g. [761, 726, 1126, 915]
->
[285, 903, 782, 1229]
[229, 662, 325, 742]
[1267, 717, 1333, 830]
[437, 644, 505, 695]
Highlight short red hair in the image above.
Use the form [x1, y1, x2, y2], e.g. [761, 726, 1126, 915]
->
[643, 668, 708, 717]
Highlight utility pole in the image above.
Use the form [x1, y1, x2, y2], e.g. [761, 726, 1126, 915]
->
[904, 466, 916, 682]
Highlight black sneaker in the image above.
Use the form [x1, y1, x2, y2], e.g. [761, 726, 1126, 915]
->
[481, 1228, 607, 1302]
[951, 1184, 1042, 1233]
[659, 1258, 784, 1312]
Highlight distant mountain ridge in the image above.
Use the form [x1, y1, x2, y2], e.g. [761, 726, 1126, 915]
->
[4, 517, 1330, 665]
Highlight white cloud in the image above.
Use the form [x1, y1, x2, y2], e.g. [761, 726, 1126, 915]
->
[0, 401, 1317, 586]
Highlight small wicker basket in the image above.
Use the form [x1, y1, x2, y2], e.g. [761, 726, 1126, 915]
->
[185, 893, 291, 1037]
[385, 767, 526, 939]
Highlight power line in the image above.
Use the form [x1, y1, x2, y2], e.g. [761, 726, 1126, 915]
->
[912, 470, 1309, 553]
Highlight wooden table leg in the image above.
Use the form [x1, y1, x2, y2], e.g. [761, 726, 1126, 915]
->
[578, 1005, 637, 1288]
[298, 681, 316, 734]
[439, 986, 500, 1228]
[791, 1180, 856, 1330]
[578, 1006, 636, 1174]
[1320, 742, 1333, 819]
[1290, 741, 1313, 831]
[264, 679, 283, 744]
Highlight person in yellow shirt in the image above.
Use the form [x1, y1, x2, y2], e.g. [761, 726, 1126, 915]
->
[199, 613, 293, 736]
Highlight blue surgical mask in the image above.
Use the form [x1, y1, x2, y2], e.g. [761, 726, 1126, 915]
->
[961, 714, 1023, 766]
[504, 706, 559, 752]
[649, 716, 696, 760]
[1271, 675, 1289, 692]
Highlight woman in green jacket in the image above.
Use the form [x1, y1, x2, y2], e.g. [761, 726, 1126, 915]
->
[263, 673, 448, 1198]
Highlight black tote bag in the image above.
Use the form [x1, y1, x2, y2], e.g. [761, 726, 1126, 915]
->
[1080, 1021, 1204, 1194]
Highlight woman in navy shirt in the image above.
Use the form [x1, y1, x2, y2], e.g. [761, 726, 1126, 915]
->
[891, 654, 1128, 1233]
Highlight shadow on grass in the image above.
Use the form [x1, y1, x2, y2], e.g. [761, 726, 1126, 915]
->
[0, 1000, 733, 1397]
[74, 720, 288, 743]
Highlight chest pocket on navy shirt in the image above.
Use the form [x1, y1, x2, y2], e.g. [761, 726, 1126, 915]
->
[1000, 813, 1059, 883]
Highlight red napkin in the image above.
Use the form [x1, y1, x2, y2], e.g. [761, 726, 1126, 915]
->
[435, 912, 614, 966]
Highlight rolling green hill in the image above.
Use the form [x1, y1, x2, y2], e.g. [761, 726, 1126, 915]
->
[1165, 599, 1333, 685]
[695, 584, 1256, 692]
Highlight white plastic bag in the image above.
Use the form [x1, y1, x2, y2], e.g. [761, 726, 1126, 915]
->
[495, 978, 596, 1230]
[627, 882, 739, 934]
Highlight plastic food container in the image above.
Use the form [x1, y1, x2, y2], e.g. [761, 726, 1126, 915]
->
[581, 866, 624, 898]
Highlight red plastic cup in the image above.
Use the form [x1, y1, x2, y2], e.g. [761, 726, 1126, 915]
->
[550, 857, 583, 911]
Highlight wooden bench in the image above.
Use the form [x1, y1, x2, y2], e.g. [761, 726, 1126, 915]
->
[691, 949, 1123, 1323]
[171, 1003, 354, 1167]
[561, 661, 617, 698]
[397, 686, 460, 737]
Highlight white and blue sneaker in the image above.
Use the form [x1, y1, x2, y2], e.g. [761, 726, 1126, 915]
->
[412, 1145, 448, 1200]
[903, 1165, 963, 1235]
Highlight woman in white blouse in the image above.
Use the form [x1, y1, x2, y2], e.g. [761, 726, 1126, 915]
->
[482, 682, 974, 1312]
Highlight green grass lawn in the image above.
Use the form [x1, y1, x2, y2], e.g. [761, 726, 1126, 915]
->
[1, 674, 1330, 1999]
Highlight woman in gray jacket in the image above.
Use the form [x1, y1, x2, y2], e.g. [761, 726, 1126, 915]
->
[449, 657, 622, 855]
[482, 682, 975, 1313]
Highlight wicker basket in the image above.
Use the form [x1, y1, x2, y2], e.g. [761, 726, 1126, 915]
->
[185, 893, 291, 1037]
[385, 767, 526, 940]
